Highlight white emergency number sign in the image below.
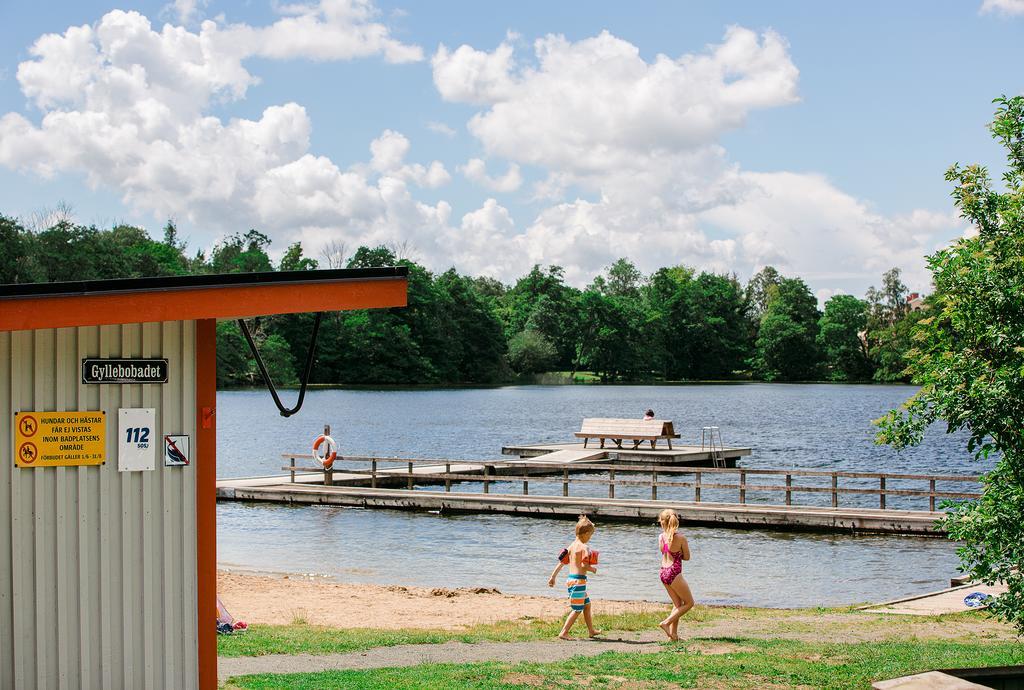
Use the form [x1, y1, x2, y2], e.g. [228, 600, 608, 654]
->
[118, 408, 156, 472]
[164, 434, 190, 467]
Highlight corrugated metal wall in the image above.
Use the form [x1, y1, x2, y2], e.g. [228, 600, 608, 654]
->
[1, 321, 198, 690]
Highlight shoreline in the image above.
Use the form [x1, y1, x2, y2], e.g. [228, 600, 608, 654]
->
[218, 569, 667, 630]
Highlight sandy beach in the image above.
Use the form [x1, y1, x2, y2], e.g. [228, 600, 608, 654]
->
[218, 570, 665, 629]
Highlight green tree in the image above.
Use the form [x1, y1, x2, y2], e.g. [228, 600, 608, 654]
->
[32, 222, 125, 281]
[215, 320, 298, 387]
[574, 288, 645, 381]
[753, 278, 822, 381]
[111, 224, 188, 277]
[434, 269, 507, 382]
[279, 242, 318, 271]
[817, 294, 874, 381]
[210, 230, 273, 273]
[603, 258, 643, 298]
[501, 265, 580, 369]
[745, 266, 782, 322]
[507, 330, 557, 374]
[0, 215, 42, 283]
[870, 307, 931, 382]
[876, 95, 1024, 632]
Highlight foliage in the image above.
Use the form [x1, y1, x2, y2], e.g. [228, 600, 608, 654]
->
[744, 265, 782, 322]
[817, 294, 873, 381]
[752, 278, 822, 381]
[210, 229, 274, 274]
[876, 95, 1024, 632]
[216, 320, 298, 388]
[870, 306, 930, 382]
[279, 242, 318, 272]
[507, 330, 558, 374]
[0, 215, 42, 283]
[501, 265, 581, 369]
[1, 209, 933, 386]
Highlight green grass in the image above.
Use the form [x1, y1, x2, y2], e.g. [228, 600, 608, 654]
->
[224, 638, 1024, 689]
[217, 605, 999, 658]
[218, 609, 691, 657]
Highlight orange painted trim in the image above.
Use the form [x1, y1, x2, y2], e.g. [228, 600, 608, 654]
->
[0, 277, 407, 331]
[195, 319, 217, 690]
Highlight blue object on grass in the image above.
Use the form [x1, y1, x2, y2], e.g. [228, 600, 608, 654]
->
[964, 591, 993, 608]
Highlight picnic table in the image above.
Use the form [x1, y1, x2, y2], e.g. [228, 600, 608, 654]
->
[575, 418, 681, 450]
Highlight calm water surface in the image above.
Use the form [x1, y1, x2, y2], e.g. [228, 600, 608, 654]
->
[217, 384, 990, 607]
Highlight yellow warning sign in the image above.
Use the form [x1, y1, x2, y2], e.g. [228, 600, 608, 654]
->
[14, 411, 106, 467]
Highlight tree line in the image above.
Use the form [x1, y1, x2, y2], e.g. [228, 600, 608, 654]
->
[0, 215, 926, 387]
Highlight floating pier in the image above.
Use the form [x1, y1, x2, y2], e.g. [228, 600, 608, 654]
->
[501, 442, 751, 466]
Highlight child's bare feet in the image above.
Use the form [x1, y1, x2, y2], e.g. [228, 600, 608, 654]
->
[558, 633, 572, 640]
[588, 629, 603, 638]
[658, 621, 674, 640]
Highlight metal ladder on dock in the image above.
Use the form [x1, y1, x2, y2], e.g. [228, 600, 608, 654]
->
[701, 426, 725, 468]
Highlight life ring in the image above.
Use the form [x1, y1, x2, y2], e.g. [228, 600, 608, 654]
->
[312, 434, 338, 470]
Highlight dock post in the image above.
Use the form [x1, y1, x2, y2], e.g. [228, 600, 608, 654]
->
[290, 456, 295, 484]
[483, 465, 490, 494]
[695, 471, 701, 503]
[879, 477, 886, 509]
[371, 459, 377, 489]
[608, 469, 615, 499]
[408, 462, 414, 490]
[445, 463, 451, 492]
[739, 470, 746, 504]
[651, 469, 657, 500]
[563, 469, 569, 497]
[929, 478, 936, 511]
[785, 475, 792, 505]
[523, 477, 529, 495]
[832, 474, 838, 508]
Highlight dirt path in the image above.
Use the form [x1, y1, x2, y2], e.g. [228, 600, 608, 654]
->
[219, 634, 663, 682]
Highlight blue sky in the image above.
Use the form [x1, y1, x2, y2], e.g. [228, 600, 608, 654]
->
[0, 0, 1021, 298]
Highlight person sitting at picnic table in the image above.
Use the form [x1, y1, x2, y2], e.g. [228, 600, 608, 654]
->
[643, 409, 655, 421]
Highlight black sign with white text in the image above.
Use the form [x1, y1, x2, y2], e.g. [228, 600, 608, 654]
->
[82, 358, 168, 384]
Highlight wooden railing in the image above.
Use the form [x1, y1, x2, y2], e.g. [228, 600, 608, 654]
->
[281, 454, 982, 512]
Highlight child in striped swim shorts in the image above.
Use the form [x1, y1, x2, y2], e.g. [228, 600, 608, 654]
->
[547, 515, 602, 640]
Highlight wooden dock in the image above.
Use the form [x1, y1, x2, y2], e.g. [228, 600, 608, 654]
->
[215, 484, 946, 534]
[502, 442, 751, 466]
[216, 458, 981, 536]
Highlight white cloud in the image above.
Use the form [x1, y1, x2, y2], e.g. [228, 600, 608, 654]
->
[0, 5, 439, 255]
[166, 0, 206, 24]
[368, 130, 450, 188]
[215, 0, 423, 64]
[433, 27, 798, 177]
[1, 13, 960, 297]
[458, 158, 522, 192]
[980, 0, 1024, 15]
[426, 121, 456, 137]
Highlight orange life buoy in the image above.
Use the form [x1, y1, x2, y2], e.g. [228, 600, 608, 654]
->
[312, 434, 338, 470]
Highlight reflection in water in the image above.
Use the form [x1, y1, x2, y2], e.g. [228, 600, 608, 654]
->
[217, 384, 982, 607]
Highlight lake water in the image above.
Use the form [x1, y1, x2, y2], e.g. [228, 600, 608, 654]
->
[216, 384, 990, 607]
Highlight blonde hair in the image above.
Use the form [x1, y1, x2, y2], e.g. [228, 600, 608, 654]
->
[659, 509, 679, 547]
[575, 515, 595, 539]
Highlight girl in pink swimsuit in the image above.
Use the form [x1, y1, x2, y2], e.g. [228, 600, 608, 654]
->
[656, 509, 694, 641]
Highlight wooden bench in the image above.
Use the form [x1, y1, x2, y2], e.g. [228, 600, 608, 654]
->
[574, 418, 681, 450]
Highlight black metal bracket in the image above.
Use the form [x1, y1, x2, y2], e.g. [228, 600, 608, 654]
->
[237, 312, 323, 417]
